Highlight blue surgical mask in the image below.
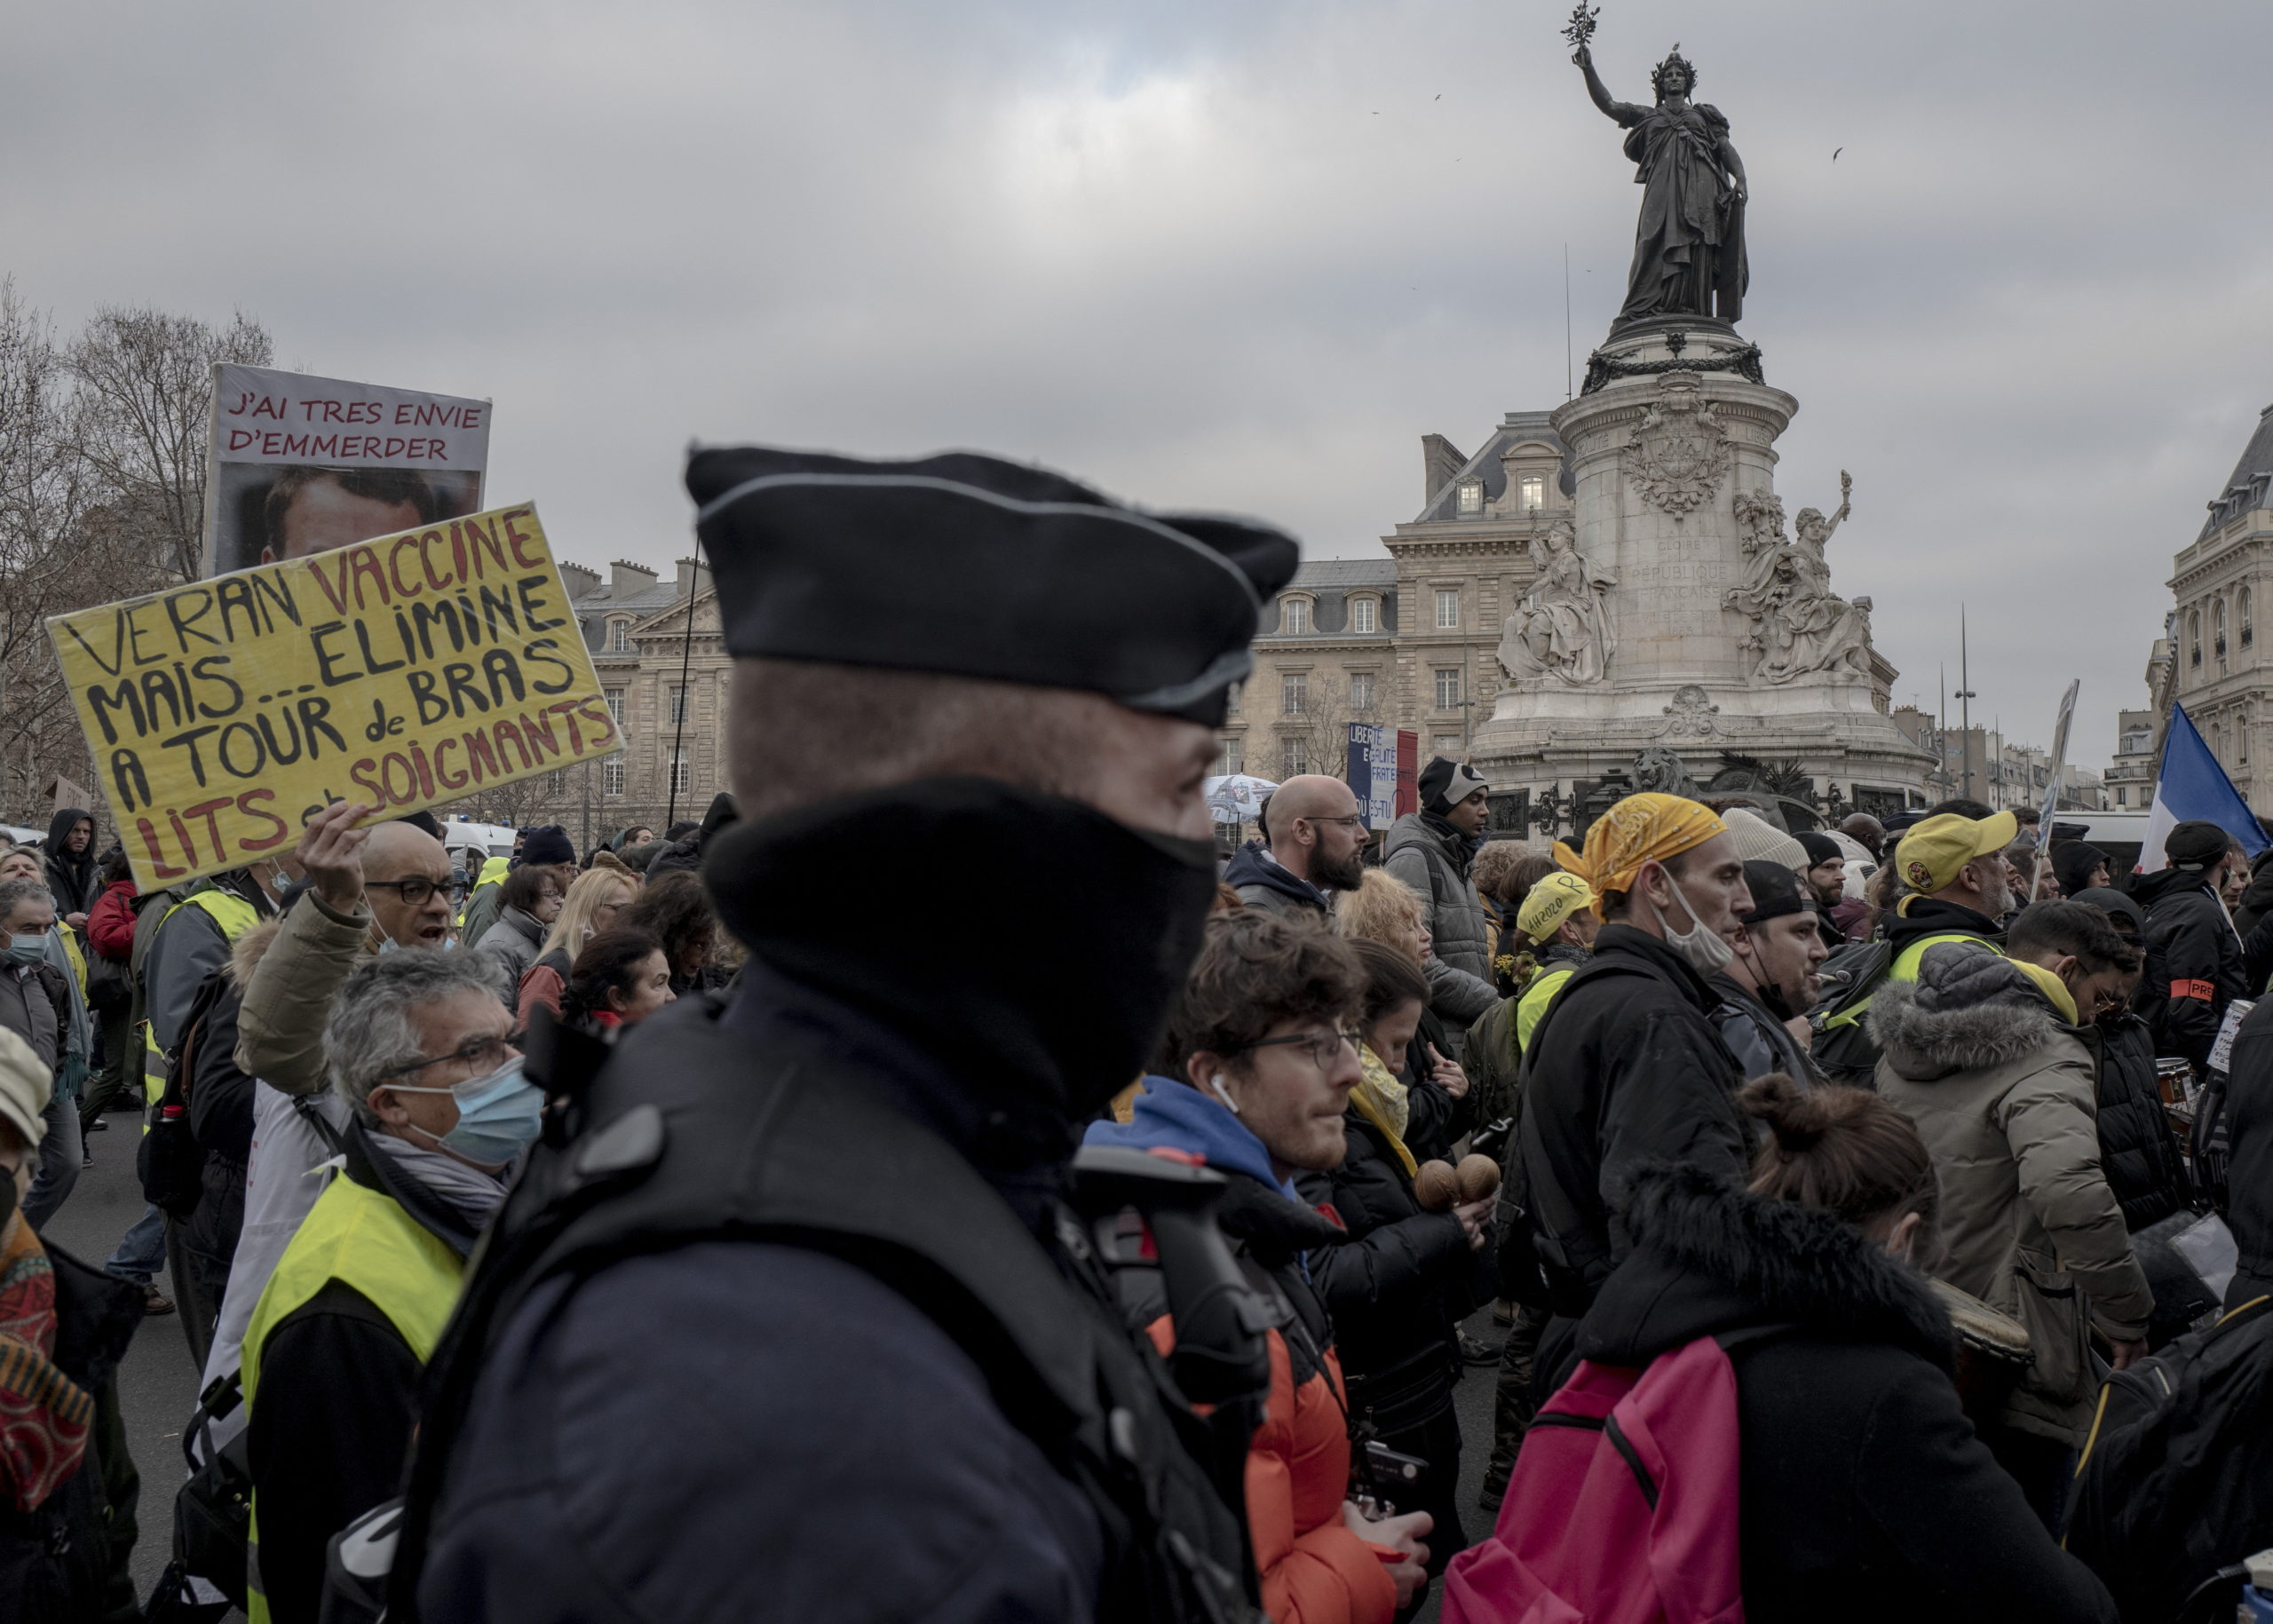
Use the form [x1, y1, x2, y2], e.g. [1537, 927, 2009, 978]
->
[391, 1054, 541, 1167]
[3, 934, 46, 967]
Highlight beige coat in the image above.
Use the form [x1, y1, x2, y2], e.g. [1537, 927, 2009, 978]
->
[232, 891, 379, 1097]
[1872, 946, 2154, 1445]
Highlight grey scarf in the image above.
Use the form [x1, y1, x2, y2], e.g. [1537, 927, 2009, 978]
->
[366, 1129, 510, 1231]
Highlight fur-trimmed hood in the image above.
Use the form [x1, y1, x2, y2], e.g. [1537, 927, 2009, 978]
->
[1866, 944, 2068, 1081]
[1578, 1163, 1953, 1371]
[226, 917, 283, 986]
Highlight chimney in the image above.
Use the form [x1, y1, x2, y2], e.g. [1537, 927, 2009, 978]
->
[1422, 434, 1467, 505]
[610, 558, 658, 595]
[558, 561, 601, 600]
[675, 557, 710, 598]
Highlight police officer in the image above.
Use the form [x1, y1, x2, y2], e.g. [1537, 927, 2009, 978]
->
[391, 448, 1299, 1623]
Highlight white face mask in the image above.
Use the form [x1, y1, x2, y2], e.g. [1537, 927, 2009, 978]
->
[1647, 865, 1735, 975]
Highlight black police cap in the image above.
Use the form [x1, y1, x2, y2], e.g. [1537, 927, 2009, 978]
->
[685, 446, 1301, 728]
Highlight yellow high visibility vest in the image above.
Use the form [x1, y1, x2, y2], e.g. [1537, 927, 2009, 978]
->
[455, 856, 509, 927]
[1821, 932, 2001, 1031]
[140, 888, 263, 1109]
[240, 1171, 465, 1624]
[1515, 965, 1578, 1056]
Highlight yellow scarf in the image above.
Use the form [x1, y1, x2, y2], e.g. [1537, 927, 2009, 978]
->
[1351, 1046, 1418, 1177]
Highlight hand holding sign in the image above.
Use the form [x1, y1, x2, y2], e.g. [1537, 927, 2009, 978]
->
[298, 798, 376, 914]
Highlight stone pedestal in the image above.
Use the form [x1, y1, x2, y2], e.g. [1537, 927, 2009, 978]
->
[1470, 317, 1932, 820]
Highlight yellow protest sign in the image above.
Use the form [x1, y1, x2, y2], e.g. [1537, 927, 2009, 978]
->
[47, 503, 619, 891]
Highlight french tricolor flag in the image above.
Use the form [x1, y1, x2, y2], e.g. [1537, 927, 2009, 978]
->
[2138, 701, 2269, 873]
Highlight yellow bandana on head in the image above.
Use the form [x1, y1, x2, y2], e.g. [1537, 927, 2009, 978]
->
[1556, 793, 1729, 919]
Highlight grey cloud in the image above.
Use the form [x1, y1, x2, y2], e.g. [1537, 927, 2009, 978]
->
[3, 0, 2268, 767]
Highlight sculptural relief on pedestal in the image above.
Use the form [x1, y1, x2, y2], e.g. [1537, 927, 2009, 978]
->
[1622, 372, 1731, 519]
[1497, 517, 1619, 686]
[1723, 470, 1875, 684]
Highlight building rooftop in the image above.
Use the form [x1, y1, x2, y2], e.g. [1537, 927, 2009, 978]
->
[2199, 402, 2273, 542]
[1284, 557, 1398, 590]
[1414, 410, 1575, 523]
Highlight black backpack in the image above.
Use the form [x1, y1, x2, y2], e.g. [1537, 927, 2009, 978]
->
[136, 967, 239, 1218]
[1806, 938, 1895, 1085]
[2064, 1295, 2273, 1622]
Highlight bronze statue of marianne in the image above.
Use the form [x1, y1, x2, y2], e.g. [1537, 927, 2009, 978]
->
[1575, 42, 1749, 326]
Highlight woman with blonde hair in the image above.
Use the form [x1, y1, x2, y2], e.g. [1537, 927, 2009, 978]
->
[517, 867, 637, 1024]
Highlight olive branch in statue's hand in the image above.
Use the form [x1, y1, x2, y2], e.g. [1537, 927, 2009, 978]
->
[1563, 1, 1599, 62]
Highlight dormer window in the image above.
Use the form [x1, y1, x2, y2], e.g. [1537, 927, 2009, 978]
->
[1456, 479, 1484, 517]
[1519, 474, 1545, 511]
[607, 619, 630, 653]
[1351, 597, 1378, 635]
[1283, 597, 1312, 635]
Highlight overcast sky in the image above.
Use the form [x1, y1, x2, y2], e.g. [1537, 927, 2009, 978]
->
[6, 0, 2269, 767]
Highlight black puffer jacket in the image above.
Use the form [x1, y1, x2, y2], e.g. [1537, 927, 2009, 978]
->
[0, 1239, 144, 1623]
[2094, 1010, 2188, 1231]
[2220, 995, 2273, 1309]
[1517, 925, 1747, 1311]
[2134, 868, 2252, 1070]
[1296, 1105, 1485, 1430]
[1578, 1166, 2117, 1624]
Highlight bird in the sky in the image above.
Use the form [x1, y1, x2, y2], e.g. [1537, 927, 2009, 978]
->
[1833, 147, 1843, 161]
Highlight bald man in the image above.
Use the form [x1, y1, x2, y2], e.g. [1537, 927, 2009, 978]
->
[1224, 773, 1370, 918]
[1839, 812, 1886, 864]
[235, 803, 458, 1097]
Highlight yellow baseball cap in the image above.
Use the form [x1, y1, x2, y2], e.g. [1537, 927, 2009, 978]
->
[1894, 811, 2018, 895]
[1517, 871, 1596, 941]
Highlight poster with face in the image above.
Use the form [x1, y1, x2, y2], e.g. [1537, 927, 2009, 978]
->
[203, 363, 492, 576]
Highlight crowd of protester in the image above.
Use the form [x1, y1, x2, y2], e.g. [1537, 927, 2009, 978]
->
[0, 448, 2269, 1623]
[0, 800, 720, 1619]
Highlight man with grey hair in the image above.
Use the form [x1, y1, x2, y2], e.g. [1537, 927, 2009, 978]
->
[241, 947, 535, 1624]
[397, 448, 1300, 1624]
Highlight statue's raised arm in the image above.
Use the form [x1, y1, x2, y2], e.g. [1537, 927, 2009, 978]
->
[1573, 44, 1647, 128]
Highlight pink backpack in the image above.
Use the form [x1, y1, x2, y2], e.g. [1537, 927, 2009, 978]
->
[1443, 1336, 1746, 1624]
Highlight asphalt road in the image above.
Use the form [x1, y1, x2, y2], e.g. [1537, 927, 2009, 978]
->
[43, 1103, 206, 1609]
[36, 1101, 1504, 1621]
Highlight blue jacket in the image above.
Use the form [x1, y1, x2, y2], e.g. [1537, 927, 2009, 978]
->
[417, 966, 1105, 1623]
[1086, 1076, 1298, 1201]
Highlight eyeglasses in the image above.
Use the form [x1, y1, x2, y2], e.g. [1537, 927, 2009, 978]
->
[397, 1028, 523, 1081]
[1234, 1029, 1364, 1070]
[365, 877, 451, 907]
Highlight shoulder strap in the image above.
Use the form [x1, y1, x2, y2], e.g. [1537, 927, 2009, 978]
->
[289, 1093, 346, 1155]
[1517, 956, 1659, 1087]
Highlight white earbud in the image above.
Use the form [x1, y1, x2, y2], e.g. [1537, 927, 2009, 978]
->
[1209, 1073, 1240, 1115]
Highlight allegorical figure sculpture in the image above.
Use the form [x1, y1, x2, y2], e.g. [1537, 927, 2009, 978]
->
[1726, 471, 1874, 683]
[1500, 518, 1619, 685]
[1575, 40, 1749, 325]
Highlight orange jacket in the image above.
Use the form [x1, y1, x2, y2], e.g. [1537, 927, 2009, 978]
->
[1146, 1318, 1397, 1624]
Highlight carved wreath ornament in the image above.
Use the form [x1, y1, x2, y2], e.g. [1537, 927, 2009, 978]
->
[1622, 374, 1731, 519]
